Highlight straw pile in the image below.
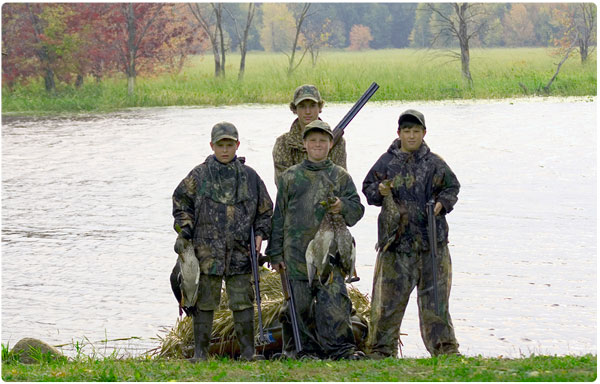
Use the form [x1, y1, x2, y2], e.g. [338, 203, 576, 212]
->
[153, 267, 371, 359]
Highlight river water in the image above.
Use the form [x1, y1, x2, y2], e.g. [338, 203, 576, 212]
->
[1, 97, 596, 358]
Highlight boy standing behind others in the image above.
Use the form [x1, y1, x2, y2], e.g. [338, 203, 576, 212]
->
[272, 84, 347, 184]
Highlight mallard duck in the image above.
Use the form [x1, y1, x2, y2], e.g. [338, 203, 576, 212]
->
[378, 179, 408, 253]
[306, 197, 357, 285]
[179, 241, 200, 308]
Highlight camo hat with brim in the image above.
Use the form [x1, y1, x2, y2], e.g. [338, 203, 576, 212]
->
[211, 122, 239, 143]
[293, 84, 322, 106]
[303, 119, 334, 140]
[398, 109, 427, 129]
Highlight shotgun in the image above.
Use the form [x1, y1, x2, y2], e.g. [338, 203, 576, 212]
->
[332, 82, 379, 145]
[250, 227, 269, 345]
[426, 199, 440, 316]
[278, 267, 302, 353]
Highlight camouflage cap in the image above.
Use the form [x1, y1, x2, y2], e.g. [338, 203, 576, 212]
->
[211, 121, 239, 143]
[292, 84, 322, 106]
[303, 119, 334, 140]
[398, 109, 427, 130]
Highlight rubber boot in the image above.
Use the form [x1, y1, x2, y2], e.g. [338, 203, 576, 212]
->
[189, 310, 213, 362]
[233, 308, 263, 361]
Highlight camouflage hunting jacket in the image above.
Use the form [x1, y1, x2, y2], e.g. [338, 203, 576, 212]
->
[266, 159, 364, 280]
[362, 139, 460, 254]
[172, 155, 273, 276]
[272, 118, 347, 184]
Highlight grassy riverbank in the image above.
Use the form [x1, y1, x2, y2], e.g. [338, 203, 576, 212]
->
[2, 48, 596, 114]
[2, 354, 596, 381]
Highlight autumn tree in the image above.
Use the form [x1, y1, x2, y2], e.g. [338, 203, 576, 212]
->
[259, 3, 311, 75]
[348, 24, 373, 51]
[552, 3, 597, 63]
[87, 3, 192, 95]
[1, 3, 67, 92]
[409, 4, 433, 47]
[301, 16, 334, 66]
[503, 4, 536, 46]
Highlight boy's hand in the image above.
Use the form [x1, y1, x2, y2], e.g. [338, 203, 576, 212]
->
[328, 197, 342, 214]
[255, 235, 263, 254]
[272, 261, 286, 272]
[434, 201, 443, 216]
[378, 181, 391, 196]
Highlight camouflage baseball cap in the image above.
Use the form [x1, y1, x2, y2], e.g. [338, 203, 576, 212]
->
[303, 119, 334, 140]
[398, 109, 427, 129]
[211, 121, 239, 143]
[292, 84, 322, 106]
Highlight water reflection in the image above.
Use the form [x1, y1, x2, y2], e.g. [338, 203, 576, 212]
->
[2, 98, 596, 358]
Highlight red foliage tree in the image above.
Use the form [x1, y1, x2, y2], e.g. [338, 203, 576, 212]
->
[348, 24, 373, 51]
[2, 3, 200, 93]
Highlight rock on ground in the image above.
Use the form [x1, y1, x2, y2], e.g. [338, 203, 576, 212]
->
[11, 337, 63, 364]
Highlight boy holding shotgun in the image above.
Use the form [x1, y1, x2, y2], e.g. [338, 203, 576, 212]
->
[172, 122, 273, 361]
[266, 120, 365, 360]
[362, 109, 461, 358]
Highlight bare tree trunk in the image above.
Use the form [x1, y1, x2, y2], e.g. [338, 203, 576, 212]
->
[189, 4, 222, 77]
[26, 4, 56, 93]
[234, 3, 256, 80]
[455, 3, 473, 85]
[43, 68, 56, 93]
[215, 4, 225, 77]
[544, 33, 579, 93]
[126, 4, 136, 96]
[577, 3, 596, 63]
[287, 3, 311, 76]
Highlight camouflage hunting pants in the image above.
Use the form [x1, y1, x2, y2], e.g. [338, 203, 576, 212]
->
[194, 273, 254, 312]
[281, 267, 356, 359]
[367, 244, 459, 357]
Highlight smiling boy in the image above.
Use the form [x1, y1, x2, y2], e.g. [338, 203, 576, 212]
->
[266, 120, 364, 360]
[362, 109, 461, 358]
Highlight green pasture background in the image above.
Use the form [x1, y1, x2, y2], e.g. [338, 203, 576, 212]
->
[2, 48, 596, 114]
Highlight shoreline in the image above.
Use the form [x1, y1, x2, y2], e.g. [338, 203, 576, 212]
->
[2, 95, 596, 119]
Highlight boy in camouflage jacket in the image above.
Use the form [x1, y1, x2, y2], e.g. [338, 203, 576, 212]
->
[266, 120, 364, 360]
[272, 84, 347, 184]
[172, 122, 273, 361]
[362, 110, 461, 358]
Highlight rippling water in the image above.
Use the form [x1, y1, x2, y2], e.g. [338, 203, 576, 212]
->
[2, 97, 596, 358]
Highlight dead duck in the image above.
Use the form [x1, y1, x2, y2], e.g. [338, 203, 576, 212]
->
[377, 179, 408, 253]
[305, 197, 357, 286]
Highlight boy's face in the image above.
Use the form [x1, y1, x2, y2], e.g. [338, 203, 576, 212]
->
[294, 99, 321, 129]
[210, 138, 240, 164]
[398, 126, 426, 153]
[303, 131, 333, 162]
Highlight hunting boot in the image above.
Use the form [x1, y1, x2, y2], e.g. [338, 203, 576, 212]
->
[189, 310, 213, 363]
[233, 308, 263, 361]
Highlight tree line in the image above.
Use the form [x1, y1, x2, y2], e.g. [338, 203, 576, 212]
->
[2, 3, 596, 95]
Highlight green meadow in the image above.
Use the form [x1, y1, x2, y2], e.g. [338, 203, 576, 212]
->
[2, 48, 597, 114]
[2, 352, 596, 381]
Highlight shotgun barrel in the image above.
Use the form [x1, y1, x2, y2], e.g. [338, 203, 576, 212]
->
[426, 199, 440, 316]
[332, 82, 380, 145]
[250, 227, 269, 346]
[279, 267, 302, 353]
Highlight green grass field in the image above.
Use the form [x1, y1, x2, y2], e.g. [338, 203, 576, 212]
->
[2, 353, 596, 381]
[2, 48, 597, 114]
